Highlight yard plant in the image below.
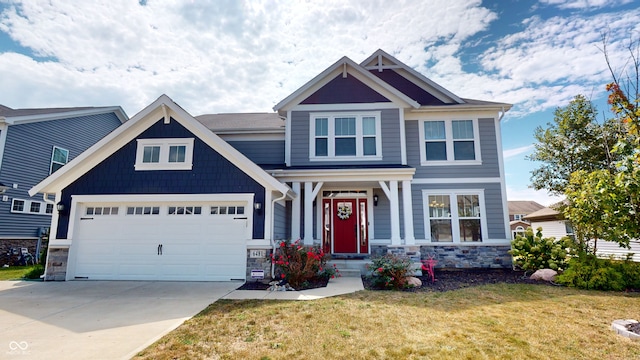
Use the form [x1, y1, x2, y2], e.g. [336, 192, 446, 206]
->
[510, 227, 573, 271]
[366, 254, 415, 290]
[271, 239, 336, 288]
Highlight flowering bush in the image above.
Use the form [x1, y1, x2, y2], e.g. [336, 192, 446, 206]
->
[366, 254, 415, 290]
[271, 239, 338, 288]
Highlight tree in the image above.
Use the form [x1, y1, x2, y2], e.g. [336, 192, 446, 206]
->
[562, 34, 640, 253]
[528, 95, 618, 196]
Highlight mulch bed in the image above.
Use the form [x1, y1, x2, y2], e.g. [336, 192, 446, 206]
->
[363, 268, 547, 292]
[237, 277, 329, 291]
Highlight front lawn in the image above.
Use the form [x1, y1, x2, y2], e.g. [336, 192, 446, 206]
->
[136, 284, 640, 359]
[0, 265, 41, 280]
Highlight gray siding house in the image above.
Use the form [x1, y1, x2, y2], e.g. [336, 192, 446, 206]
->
[31, 49, 512, 282]
[0, 105, 127, 265]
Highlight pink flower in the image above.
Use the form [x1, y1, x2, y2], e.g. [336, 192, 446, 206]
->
[281, 274, 285, 279]
[377, 267, 383, 273]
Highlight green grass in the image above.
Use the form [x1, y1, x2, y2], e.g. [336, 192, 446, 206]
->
[0, 265, 42, 280]
[136, 284, 640, 360]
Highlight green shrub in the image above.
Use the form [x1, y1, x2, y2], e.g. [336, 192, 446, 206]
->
[366, 254, 415, 290]
[555, 253, 640, 291]
[23, 265, 44, 280]
[509, 227, 572, 271]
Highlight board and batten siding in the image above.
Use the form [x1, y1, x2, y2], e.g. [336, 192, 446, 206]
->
[406, 118, 501, 178]
[57, 118, 266, 240]
[290, 108, 402, 166]
[411, 182, 507, 240]
[0, 113, 122, 238]
[227, 140, 285, 166]
[273, 202, 288, 240]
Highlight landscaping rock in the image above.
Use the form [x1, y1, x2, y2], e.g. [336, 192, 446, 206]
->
[406, 276, 422, 288]
[611, 319, 640, 340]
[530, 269, 557, 282]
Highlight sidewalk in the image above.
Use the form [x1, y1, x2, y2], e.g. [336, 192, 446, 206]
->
[222, 276, 364, 300]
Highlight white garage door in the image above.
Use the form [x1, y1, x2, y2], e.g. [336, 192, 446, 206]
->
[71, 199, 250, 281]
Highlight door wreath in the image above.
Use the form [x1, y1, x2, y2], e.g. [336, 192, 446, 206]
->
[337, 204, 352, 220]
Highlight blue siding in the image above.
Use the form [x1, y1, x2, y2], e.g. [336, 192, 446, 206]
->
[57, 118, 266, 239]
[369, 69, 445, 106]
[411, 182, 507, 240]
[407, 118, 500, 178]
[301, 74, 390, 104]
[0, 113, 121, 238]
[227, 140, 285, 165]
[273, 202, 287, 240]
[290, 108, 402, 166]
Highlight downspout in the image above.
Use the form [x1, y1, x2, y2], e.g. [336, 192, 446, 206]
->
[271, 191, 288, 279]
[499, 106, 506, 121]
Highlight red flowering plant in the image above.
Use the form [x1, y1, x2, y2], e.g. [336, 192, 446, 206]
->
[366, 254, 415, 290]
[271, 239, 339, 288]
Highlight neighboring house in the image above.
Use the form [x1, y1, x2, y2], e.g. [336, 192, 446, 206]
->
[0, 105, 127, 266]
[507, 200, 545, 239]
[525, 203, 640, 262]
[30, 49, 513, 281]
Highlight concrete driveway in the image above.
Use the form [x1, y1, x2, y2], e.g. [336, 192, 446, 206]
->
[0, 280, 241, 359]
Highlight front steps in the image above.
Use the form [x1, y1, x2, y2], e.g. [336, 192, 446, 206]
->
[328, 259, 370, 277]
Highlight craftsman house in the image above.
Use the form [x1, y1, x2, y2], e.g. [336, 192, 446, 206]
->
[31, 49, 513, 281]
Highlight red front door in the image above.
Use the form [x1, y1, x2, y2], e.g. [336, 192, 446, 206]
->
[333, 199, 358, 253]
[326, 198, 369, 254]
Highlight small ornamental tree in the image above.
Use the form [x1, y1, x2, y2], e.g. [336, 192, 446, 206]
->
[509, 227, 573, 272]
[271, 239, 336, 288]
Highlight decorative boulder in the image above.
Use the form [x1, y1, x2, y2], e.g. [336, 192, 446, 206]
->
[406, 276, 422, 288]
[530, 269, 558, 282]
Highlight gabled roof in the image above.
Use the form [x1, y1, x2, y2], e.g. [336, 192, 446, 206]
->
[29, 95, 292, 198]
[360, 49, 464, 104]
[508, 201, 545, 215]
[0, 104, 128, 124]
[195, 113, 285, 134]
[273, 56, 421, 112]
[523, 207, 562, 221]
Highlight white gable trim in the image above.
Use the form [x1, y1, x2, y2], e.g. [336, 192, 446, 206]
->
[360, 49, 464, 104]
[273, 57, 419, 112]
[29, 95, 292, 198]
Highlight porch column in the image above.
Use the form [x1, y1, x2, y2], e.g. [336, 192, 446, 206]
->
[291, 182, 301, 240]
[402, 180, 415, 244]
[303, 181, 323, 245]
[379, 180, 401, 245]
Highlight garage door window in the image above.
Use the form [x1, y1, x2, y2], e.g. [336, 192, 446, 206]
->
[211, 206, 244, 215]
[127, 206, 160, 215]
[168, 206, 202, 215]
[86, 207, 119, 215]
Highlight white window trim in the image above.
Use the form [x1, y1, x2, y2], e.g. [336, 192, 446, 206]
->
[418, 118, 482, 166]
[50, 146, 69, 174]
[309, 111, 382, 161]
[135, 138, 194, 171]
[11, 198, 53, 215]
[421, 189, 488, 243]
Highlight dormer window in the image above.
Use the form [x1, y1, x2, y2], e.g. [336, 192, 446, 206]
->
[135, 138, 194, 170]
[309, 112, 382, 161]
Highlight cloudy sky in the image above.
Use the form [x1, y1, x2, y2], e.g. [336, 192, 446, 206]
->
[1, 0, 638, 205]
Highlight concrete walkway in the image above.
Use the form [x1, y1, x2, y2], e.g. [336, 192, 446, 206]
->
[223, 276, 364, 300]
[0, 277, 364, 359]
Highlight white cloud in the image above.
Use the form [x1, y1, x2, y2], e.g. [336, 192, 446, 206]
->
[538, 0, 634, 10]
[503, 145, 534, 160]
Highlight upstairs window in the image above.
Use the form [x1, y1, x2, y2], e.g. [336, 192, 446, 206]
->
[135, 138, 194, 170]
[310, 112, 381, 161]
[420, 119, 481, 165]
[50, 146, 69, 174]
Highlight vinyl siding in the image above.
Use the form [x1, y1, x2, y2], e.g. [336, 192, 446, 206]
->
[57, 118, 266, 240]
[290, 108, 402, 166]
[0, 113, 121, 238]
[273, 202, 288, 240]
[227, 140, 285, 166]
[531, 220, 568, 240]
[407, 118, 501, 178]
[411, 182, 507, 240]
